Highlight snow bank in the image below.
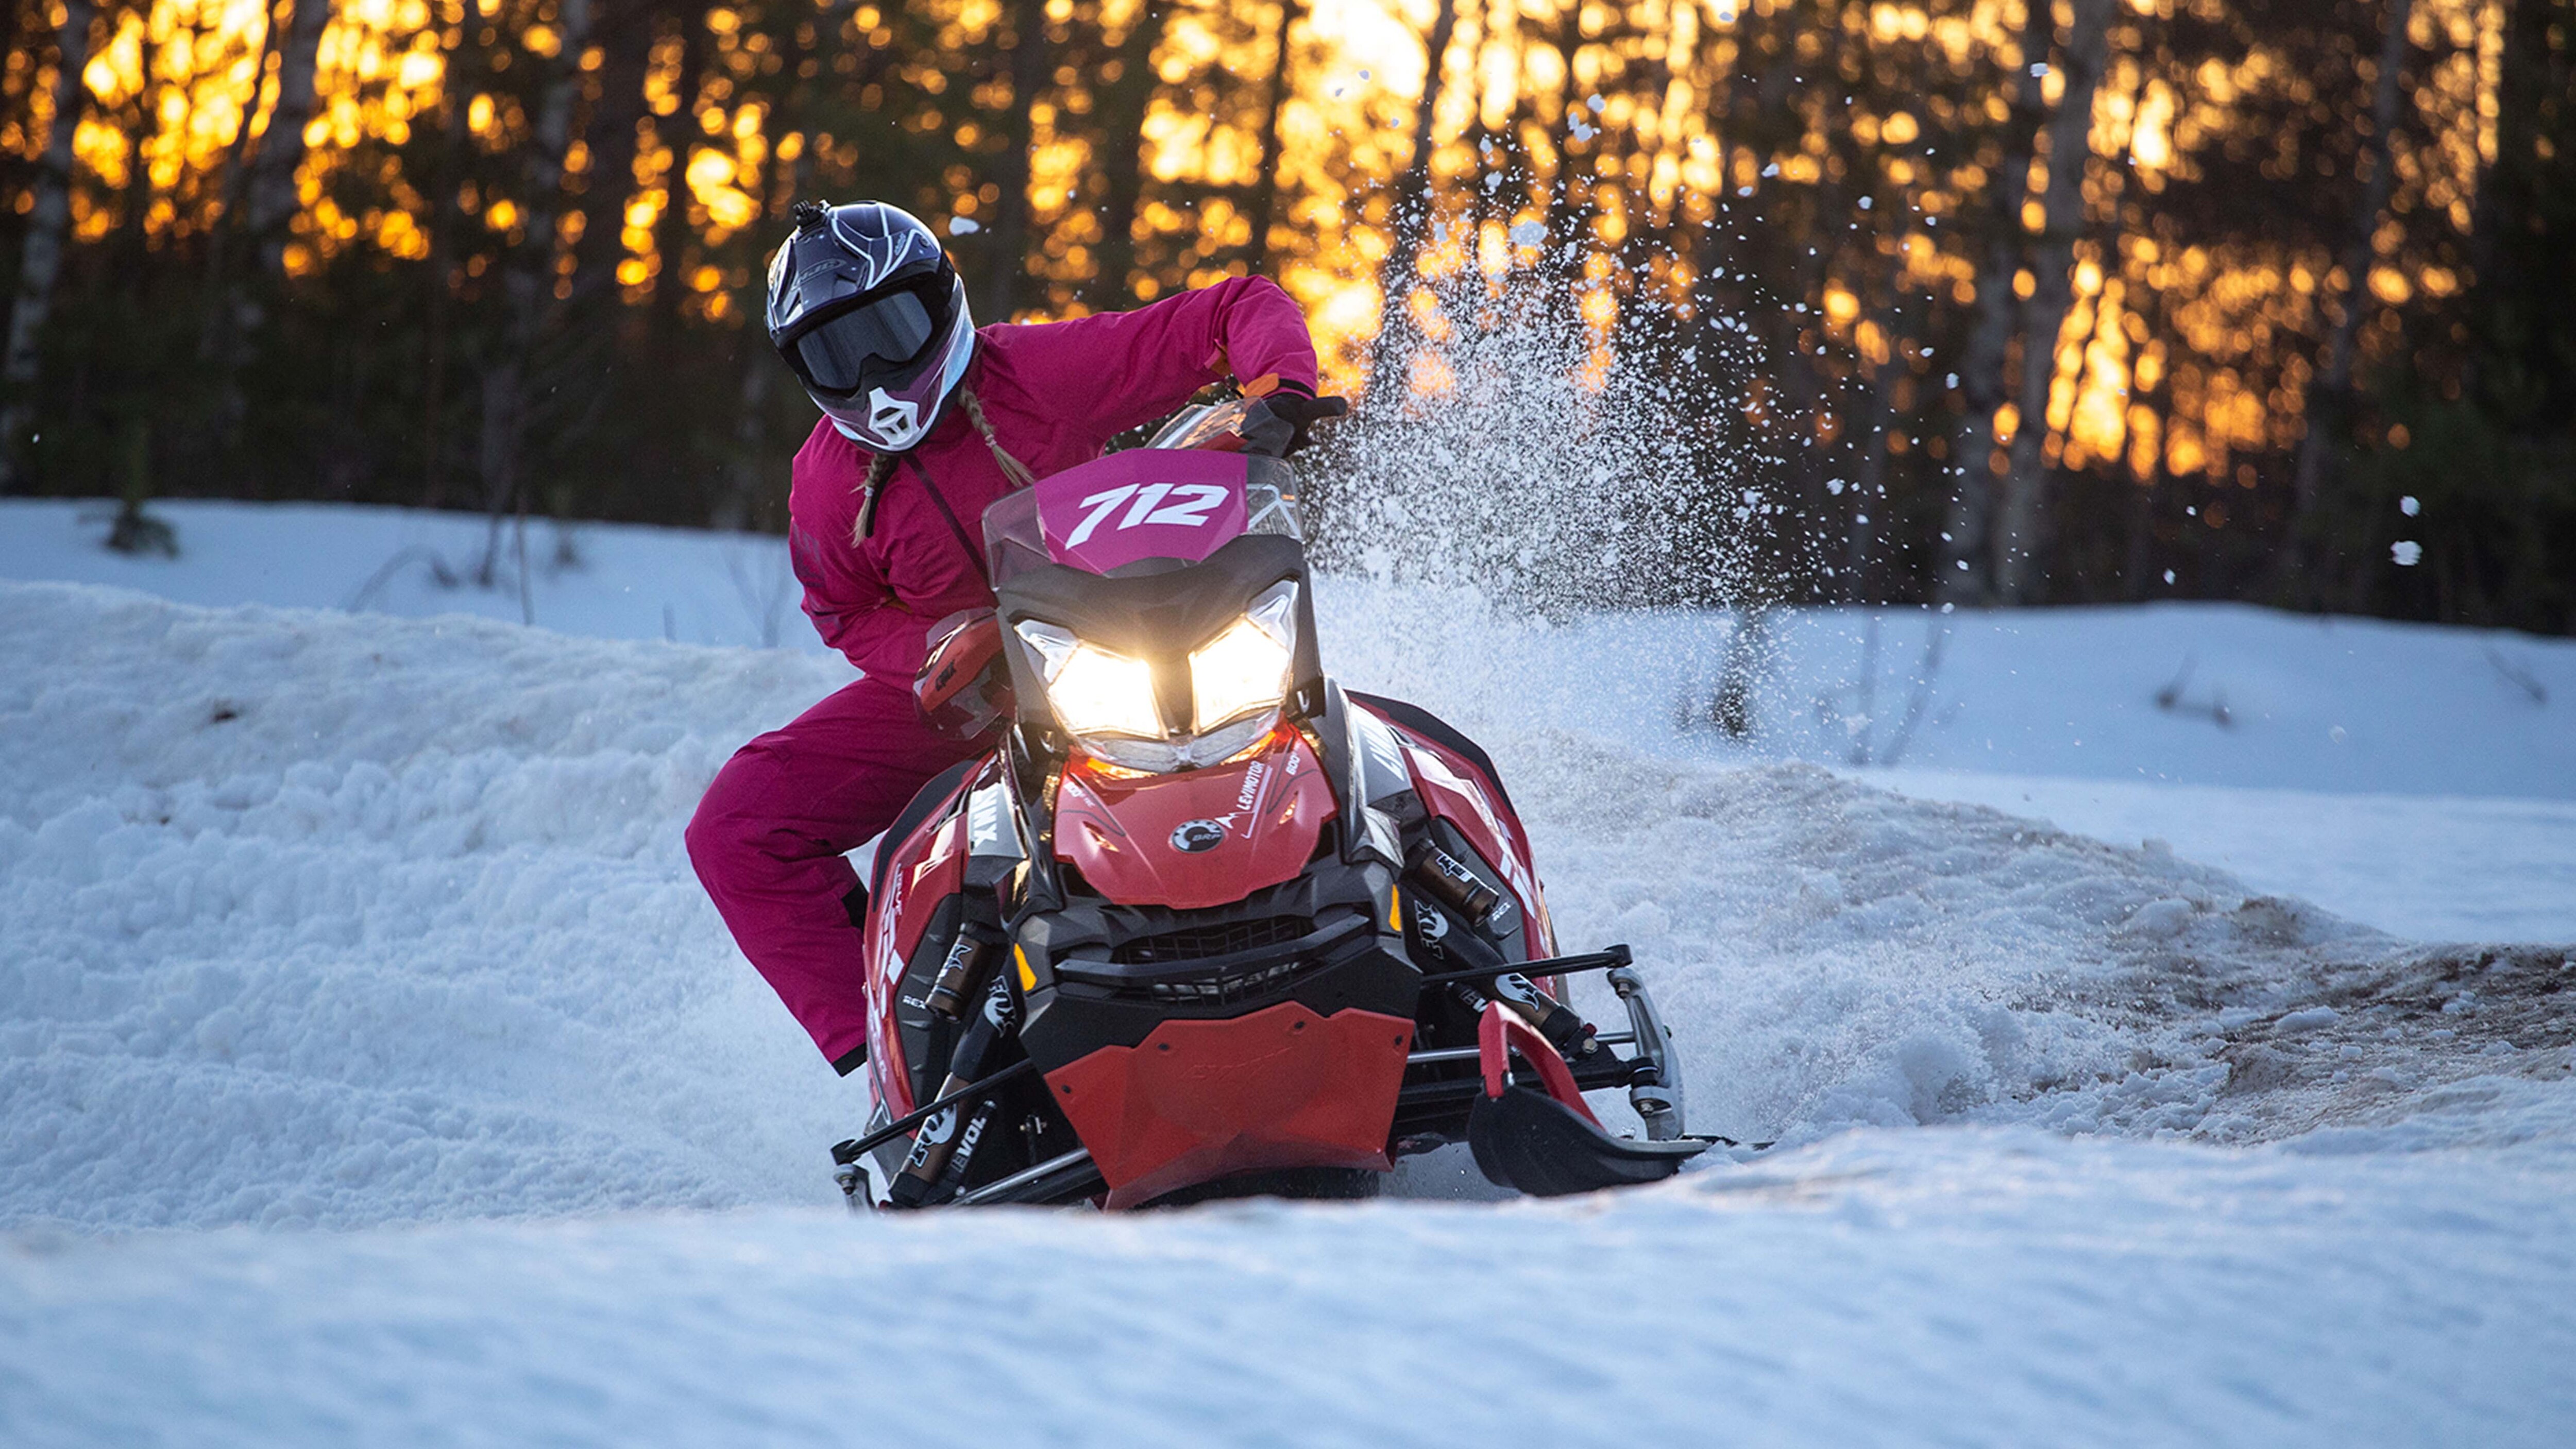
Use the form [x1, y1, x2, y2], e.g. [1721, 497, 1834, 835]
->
[0, 583, 857, 1229]
[7, 580, 2566, 1232]
[1863, 769, 2576, 944]
[1503, 743, 2572, 1147]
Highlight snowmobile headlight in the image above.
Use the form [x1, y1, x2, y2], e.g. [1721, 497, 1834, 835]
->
[1189, 582, 1298, 732]
[1015, 621, 1162, 739]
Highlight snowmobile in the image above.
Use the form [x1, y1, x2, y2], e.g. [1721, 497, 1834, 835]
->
[831, 399, 1707, 1210]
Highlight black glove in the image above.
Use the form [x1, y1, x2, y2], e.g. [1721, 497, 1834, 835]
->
[1240, 391, 1350, 458]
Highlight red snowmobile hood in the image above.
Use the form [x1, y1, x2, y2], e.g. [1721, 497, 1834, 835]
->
[1053, 726, 1335, 910]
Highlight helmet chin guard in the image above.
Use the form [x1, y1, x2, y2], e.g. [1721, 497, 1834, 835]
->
[767, 200, 976, 453]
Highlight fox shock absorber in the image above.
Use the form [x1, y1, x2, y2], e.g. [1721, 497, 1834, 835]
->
[924, 926, 1002, 1019]
[1406, 842, 1519, 935]
[890, 974, 1019, 1208]
[1417, 904, 1593, 1057]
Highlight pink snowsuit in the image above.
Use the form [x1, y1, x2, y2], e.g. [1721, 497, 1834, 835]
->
[686, 277, 1321, 1072]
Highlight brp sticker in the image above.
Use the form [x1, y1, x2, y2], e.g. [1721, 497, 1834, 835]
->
[1170, 819, 1228, 853]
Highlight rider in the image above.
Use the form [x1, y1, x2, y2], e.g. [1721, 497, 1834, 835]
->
[686, 199, 1345, 1075]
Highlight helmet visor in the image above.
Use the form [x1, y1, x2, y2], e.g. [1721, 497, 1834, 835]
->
[788, 278, 947, 398]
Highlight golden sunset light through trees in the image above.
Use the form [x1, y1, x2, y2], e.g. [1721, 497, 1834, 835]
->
[1, 0, 2568, 628]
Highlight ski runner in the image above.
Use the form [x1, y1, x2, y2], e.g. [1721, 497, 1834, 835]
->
[686, 200, 1344, 1074]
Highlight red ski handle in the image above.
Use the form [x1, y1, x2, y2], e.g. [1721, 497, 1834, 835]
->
[1477, 1003, 1603, 1127]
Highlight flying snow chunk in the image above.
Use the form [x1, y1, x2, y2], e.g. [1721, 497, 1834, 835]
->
[2120, 897, 2196, 940]
[2400, 495, 2420, 516]
[2392, 540, 2423, 566]
[949, 217, 980, 235]
[1510, 220, 1547, 247]
[1858, 196, 1873, 210]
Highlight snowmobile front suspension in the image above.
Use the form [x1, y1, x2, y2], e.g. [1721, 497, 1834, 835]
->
[1409, 943, 1688, 1140]
[831, 1058, 1037, 1209]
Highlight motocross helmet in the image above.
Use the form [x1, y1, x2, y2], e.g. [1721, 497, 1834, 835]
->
[766, 200, 974, 452]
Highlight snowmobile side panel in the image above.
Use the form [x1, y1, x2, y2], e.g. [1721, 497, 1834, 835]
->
[891, 811, 970, 963]
[868, 759, 981, 902]
[1052, 729, 1336, 911]
[1042, 1000, 1414, 1209]
[1342, 692, 1526, 832]
[866, 775, 979, 1121]
[1396, 735, 1556, 956]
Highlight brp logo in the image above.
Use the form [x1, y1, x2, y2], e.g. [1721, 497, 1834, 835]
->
[1170, 819, 1228, 853]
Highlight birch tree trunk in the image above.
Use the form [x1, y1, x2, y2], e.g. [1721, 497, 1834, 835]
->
[242, 0, 335, 281]
[196, 0, 287, 362]
[194, 0, 332, 462]
[1937, 0, 2052, 601]
[0, 0, 99, 491]
[418, 93, 469, 509]
[1992, 0, 2115, 604]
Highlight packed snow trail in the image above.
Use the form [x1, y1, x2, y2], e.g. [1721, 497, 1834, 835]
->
[3, 581, 2573, 1444]
[8, 1123, 2574, 1449]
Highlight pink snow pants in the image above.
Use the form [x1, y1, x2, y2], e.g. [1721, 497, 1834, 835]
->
[685, 677, 984, 1072]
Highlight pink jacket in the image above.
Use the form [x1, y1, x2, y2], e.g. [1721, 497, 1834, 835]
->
[785, 276, 1321, 680]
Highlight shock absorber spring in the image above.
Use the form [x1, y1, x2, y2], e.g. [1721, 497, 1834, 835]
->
[890, 973, 1018, 1208]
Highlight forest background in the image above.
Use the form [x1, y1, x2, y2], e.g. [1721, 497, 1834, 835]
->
[1, 0, 2568, 632]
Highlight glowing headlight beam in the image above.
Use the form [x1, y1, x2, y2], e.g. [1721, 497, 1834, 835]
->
[1015, 621, 1163, 739]
[1189, 582, 1298, 732]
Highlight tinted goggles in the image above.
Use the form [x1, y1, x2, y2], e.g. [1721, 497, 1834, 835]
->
[783, 273, 952, 399]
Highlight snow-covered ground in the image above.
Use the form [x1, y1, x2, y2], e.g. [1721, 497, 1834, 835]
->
[5, 501, 2574, 1444]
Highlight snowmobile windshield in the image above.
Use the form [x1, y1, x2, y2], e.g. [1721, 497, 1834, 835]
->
[982, 451, 1302, 590]
[785, 277, 946, 399]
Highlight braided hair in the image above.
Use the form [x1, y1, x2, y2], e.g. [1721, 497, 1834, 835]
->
[958, 387, 1036, 490]
[848, 385, 1033, 545]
